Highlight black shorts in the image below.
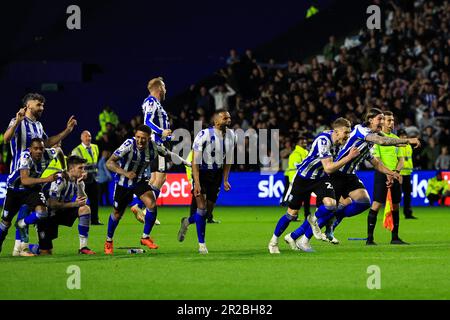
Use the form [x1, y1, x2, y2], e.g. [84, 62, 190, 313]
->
[373, 171, 402, 204]
[1, 188, 47, 223]
[285, 175, 335, 210]
[113, 181, 153, 213]
[330, 171, 366, 201]
[37, 207, 80, 250]
[150, 141, 172, 173]
[192, 169, 223, 203]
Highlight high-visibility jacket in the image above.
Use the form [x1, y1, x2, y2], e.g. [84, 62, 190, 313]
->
[72, 143, 99, 183]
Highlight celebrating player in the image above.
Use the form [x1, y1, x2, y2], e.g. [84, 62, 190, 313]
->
[3, 93, 76, 256]
[269, 118, 359, 254]
[104, 125, 161, 254]
[0, 138, 61, 254]
[177, 110, 234, 254]
[37, 156, 96, 255]
[326, 108, 420, 241]
[130, 77, 171, 223]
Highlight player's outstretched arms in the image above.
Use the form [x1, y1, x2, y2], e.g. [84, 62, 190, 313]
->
[365, 133, 420, 148]
[321, 147, 360, 174]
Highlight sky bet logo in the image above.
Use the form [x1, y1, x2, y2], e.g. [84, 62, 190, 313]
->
[258, 175, 284, 198]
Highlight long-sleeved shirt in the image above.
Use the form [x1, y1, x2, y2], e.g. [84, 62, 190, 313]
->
[209, 84, 236, 110]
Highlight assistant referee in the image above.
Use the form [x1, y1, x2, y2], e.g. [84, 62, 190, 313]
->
[367, 111, 408, 245]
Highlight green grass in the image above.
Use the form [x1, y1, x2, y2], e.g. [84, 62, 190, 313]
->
[0, 206, 449, 300]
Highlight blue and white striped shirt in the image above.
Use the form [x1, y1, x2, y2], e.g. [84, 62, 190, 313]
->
[335, 124, 375, 174]
[296, 131, 334, 180]
[113, 138, 158, 188]
[48, 173, 79, 203]
[142, 95, 170, 145]
[7, 116, 48, 173]
[7, 148, 57, 191]
[192, 128, 236, 170]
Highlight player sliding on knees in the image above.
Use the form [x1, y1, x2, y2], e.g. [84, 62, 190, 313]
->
[177, 110, 235, 254]
[104, 125, 167, 254]
[324, 108, 420, 243]
[269, 118, 359, 254]
[37, 156, 95, 255]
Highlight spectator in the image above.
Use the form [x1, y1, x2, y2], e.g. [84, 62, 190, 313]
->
[420, 137, 441, 170]
[435, 146, 450, 170]
[209, 84, 236, 110]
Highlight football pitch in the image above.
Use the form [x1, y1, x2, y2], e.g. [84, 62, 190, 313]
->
[0, 206, 449, 300]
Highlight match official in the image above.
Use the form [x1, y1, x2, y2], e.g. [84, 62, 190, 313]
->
[367, 111, 408, 245]
[398, 129, 417, 219]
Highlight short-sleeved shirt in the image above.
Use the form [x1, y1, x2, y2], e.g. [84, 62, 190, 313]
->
[296, 131, 333, 180]
[192, 127, 236, 170]
[335, 124, 375, 174]
[112, 138, 158, 188]
[48, 174, 80, 203]
[142, 95, 170, 145]
[7, 148, 57, 191]
[372, 132, 404, 171]
[8, 116, 48, 172]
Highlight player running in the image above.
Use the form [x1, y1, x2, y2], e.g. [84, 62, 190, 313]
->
[268, 118, 360, 254]
[177, 110, 234, 254]
[325, 108, 420, 242]
[0, 138, 61, 254]
[104, 125, 163, 254]
[36, 156, 96, 255]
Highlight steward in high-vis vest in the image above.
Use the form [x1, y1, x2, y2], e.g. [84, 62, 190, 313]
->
[72, 130, 102, 225]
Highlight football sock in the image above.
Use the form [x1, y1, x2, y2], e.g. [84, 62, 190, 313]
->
[274, 212, 296, 237]
[23, 211, 48, 225]
[107, 213, 120, 240]
[195, 208, 207, 243]
[291, 219, 309, 240]
[367, 209, 378, 240]
[315, 205, 335, 219]
[78, 214, 90, 248]
[392, 210, 400, 239]
[343, 200, 371, 218]
[143, 208, 157, 237]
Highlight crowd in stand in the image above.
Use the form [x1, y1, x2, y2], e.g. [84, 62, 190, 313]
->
[2, 0, 448, 175]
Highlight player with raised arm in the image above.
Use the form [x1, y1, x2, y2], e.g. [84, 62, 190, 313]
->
[0, 138, 61, 254]
[104, 125, 161, 254]
[325, 108, 420, 242]
[3, 93, 76, 256]
[177, 110, 234, 254]
[37, 156, 96, 255]
[268, 118, 360, 254]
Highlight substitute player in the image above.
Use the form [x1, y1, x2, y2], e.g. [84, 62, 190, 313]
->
[269, 118, 360, 254]
[0, 138, 60, 254]
[327, 108, 421, 240]
[104, 125, 160, 254]
[37, 156, 95, 255]
[177, 110, 234, 254]
[367, 111, 407, 245]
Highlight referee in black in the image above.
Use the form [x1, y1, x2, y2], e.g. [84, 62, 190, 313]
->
[367, 111, 408, 245]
